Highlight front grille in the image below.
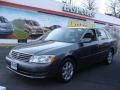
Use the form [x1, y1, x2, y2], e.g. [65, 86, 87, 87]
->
[11, 51, 32, 62]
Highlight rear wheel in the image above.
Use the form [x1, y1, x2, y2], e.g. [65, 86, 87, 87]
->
[57, 58, 75, 82]
[104, 50, 113, 65]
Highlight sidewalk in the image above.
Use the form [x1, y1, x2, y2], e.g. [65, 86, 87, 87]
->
[0, 39, 17, 44]
[0, 39, 32, 47]
[0, 39, 33, 44]
[0, 86, 6, 90]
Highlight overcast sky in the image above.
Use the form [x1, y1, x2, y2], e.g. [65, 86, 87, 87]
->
[56, 0, 108, 14]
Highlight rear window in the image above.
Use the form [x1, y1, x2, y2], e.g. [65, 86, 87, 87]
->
[33, 21, 39, 26]
[96, 29, 109, 40]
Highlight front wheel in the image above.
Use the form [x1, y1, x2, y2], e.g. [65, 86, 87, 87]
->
[57, 58, 75, 82]
[104, 50, 113, 65]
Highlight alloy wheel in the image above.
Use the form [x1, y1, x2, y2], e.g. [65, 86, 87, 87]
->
[107, 51, 113, 64]
[61, 61, 74, 81]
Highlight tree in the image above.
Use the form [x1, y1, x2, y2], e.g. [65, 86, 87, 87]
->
[106, 0, 120, 18]
[61, 0, 73, 5]
[82, 0, 97, 11]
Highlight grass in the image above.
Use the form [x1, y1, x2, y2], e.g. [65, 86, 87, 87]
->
[0, 44, 16, 47]
[14, 26, 28, 39]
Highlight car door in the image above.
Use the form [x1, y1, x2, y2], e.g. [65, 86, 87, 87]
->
[77, 29, 99, 66]
[96, 28, 111, 60]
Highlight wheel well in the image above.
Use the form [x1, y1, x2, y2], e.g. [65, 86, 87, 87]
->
[57, 55, 78, 76]
[110, 47, 114, 55]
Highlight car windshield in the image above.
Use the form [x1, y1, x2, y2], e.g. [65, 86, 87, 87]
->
[38, 28, 87, 43]
[0, 17, 8, 23]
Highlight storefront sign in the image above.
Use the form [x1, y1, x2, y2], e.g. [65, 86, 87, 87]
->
[68, 20, 96, 28]
[62, 4, 95, 17]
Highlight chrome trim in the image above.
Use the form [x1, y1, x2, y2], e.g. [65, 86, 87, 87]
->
[12, 50, 33, 56]
[7, 66, 46, 79]
[11, 51, 32, 62]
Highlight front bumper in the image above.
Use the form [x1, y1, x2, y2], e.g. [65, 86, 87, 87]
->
[6, 56, 57, 78]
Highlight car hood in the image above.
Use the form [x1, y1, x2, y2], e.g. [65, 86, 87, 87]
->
[13, 40, 75, 55]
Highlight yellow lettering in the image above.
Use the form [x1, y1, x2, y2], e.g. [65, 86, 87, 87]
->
[68, 20, 96, 28]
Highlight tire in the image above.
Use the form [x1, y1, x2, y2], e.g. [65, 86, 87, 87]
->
[57, 58, 76, 82]
[104, 50, 114, 65]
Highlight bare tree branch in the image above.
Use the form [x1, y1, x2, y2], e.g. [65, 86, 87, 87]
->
[61, 0, 73, 5]
[82, 0, 97, 11]
[106, 0, 120, 18]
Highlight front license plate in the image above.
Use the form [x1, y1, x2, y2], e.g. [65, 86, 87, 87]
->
[11, 62, 17, 70]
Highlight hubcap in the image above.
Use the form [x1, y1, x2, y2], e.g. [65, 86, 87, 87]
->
[107, 52, 113, 64]
[62, 61, 74, 81]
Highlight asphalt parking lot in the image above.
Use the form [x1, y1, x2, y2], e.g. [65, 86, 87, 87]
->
[0, 47, 120, 90]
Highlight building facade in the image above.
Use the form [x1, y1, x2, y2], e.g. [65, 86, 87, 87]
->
[0, 0, 120, 40]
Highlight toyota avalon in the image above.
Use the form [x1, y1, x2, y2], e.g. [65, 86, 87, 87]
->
[6, 27, 117, 82]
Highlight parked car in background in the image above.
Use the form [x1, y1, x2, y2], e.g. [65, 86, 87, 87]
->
[6, 27, 117, 82]
[43, 25, 61, 32]
[48, 25, 61, 30]
[24, 20, 44, 35]
[0, 16, 14, 34]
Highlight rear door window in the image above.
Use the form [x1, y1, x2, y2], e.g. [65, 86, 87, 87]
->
[96, 29, 109, 40]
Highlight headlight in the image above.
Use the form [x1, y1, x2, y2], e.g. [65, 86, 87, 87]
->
[9, 50, 12, 57]
[29, 55, 56, 64]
